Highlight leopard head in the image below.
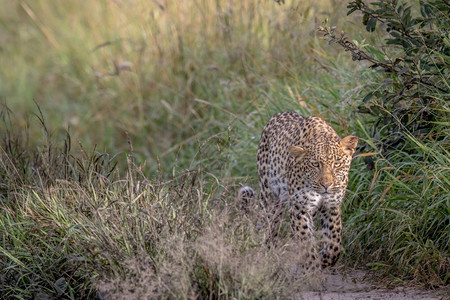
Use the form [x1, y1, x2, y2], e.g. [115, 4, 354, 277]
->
[288, 135, 358, 195]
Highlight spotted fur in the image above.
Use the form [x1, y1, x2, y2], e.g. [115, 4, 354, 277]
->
[240, 111, 358, 271]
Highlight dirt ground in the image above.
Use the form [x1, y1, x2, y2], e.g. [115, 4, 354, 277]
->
[298, 270, 448, 300]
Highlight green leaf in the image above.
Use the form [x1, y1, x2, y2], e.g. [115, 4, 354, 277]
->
[362, 13, 369, 25]
[347, 7, 358, 16]
[402, 6, 412, 26]
[366, 17, 377, 32]
[363, 92, 375, 103]
[390, 31, 401, 38]
[386, 39, 403, 46]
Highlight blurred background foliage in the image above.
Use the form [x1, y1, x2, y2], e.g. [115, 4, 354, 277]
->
[0, 0, 363, 173]
[0, 0, 448, 298]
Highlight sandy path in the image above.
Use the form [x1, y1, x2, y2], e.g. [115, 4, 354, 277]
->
[298, 271, 447, 300]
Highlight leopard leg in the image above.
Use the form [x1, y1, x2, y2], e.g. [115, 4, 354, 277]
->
[290, 201, 320, 272]
[257, 174, 287, 247]
[261, 196, 285, 248]
[319, 205, 342, 267]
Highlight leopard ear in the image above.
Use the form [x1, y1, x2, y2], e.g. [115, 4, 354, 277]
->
[288, 145, 306, 158]
[341, 136, 359, 156]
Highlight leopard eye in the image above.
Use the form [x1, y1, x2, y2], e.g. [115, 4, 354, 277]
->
[333, 161, 343, 168]
[311, 161, 320, 167]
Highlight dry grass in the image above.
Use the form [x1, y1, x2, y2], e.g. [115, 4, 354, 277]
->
[1, 0, 448, 298]
[96, 209, 326, 299]
[0, 115, 326, 298]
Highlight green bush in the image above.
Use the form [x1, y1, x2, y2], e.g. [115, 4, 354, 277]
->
[321, 0, 449, 151]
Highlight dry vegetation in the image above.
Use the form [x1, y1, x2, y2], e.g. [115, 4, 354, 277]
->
[0, 0, 448, 298]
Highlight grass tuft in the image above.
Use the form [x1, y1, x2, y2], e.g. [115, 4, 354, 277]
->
[1, 0, 448, 298]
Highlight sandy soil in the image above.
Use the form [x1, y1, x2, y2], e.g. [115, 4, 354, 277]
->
[298, 271, 447, 300]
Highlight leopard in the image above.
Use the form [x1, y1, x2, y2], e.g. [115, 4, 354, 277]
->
[239, 111, 358, 272]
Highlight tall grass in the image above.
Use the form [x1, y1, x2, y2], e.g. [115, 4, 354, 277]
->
[0, 0, 358, 172]
[0, 0, 448, 298]
[345, 134, 449, 287]
[0, 113, 324, 298]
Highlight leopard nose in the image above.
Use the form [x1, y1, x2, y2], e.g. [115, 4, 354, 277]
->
[321, 182, 332, 190]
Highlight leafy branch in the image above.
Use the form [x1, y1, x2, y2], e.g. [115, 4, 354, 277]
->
[319, 0, 450, 151]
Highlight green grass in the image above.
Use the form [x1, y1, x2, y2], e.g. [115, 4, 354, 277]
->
[344, 134, 449, 287]
[0, 0, 360, 171]
[1, 0, 449, 298]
